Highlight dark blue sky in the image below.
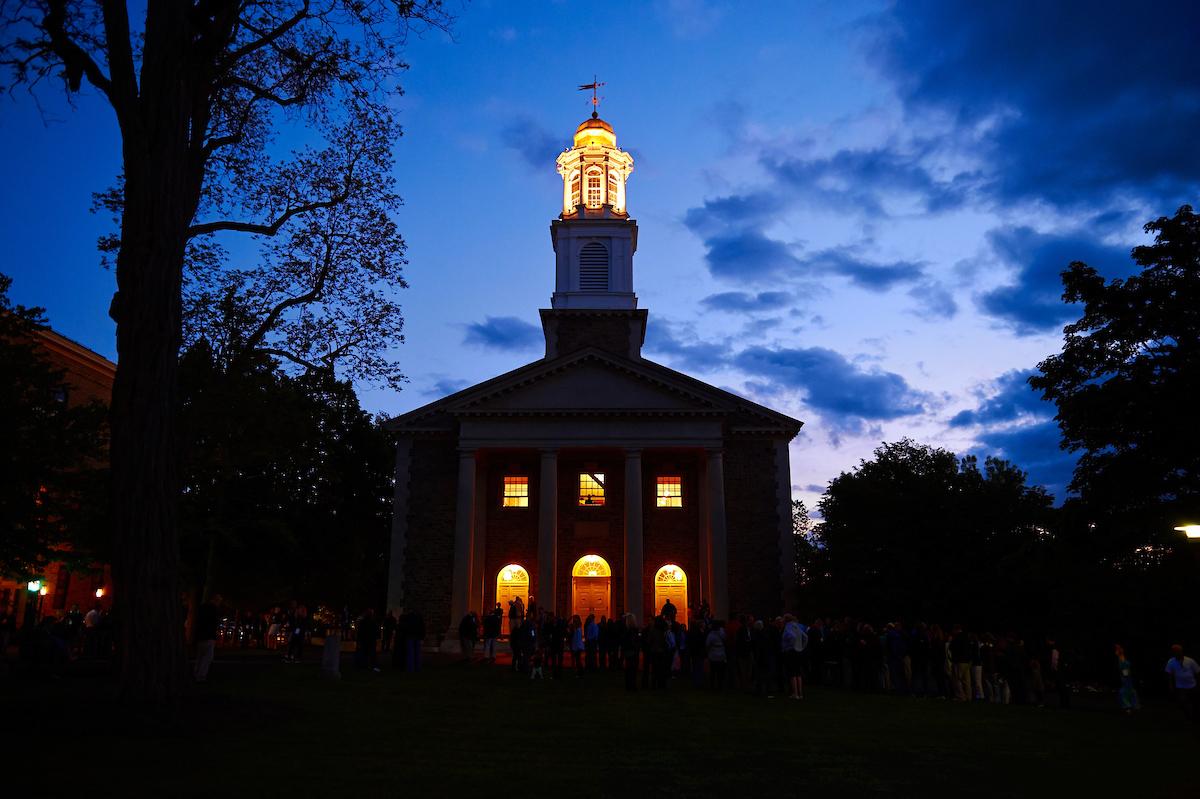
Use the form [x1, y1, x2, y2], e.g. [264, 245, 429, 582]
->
[2, 0, 1196, 504]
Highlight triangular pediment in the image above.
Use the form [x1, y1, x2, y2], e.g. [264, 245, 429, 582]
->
[458, 357, 712, 413]
[385, 347, 801, 433]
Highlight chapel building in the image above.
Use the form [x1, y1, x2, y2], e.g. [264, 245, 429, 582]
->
[385, 112, 802, 645]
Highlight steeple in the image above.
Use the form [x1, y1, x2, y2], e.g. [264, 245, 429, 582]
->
[542, 99, 647, 361]
[549, 109, 638, 311]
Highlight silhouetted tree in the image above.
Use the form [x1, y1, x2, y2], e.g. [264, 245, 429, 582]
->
[816, 439, 1053, 625]
[1, 1, 446, 705]
[0, 274, 107, 577]
[177, 343, 392, 612]
[1032, 205, 1200, 542]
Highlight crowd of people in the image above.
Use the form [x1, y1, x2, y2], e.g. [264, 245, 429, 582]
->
[6, 594, 1197, 724]
[0, 603, 113, 672]
[448, 598, 1200, 722]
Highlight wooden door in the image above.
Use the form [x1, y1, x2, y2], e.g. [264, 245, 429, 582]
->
[572, 576, 611, 621]
[496, 581, 527, 636]
[655, 582, 687, 623]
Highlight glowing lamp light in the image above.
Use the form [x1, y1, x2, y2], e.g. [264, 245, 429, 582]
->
[672, 569, 682, 582]
[1175, 524, 1200, 540]
[27, 580, 41, 593]
[95, 587, 105, 599]
[39, 587, 48, 596]
[502, 569, 514, 582]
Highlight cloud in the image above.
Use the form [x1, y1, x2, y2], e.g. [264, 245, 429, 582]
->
[426, 377, 471, 397]
[907, 281, 958, 320]
[764, 146, 975, 216]
[734, 345, 931, 425]
[949, 369, 1051, 427]
[797, 247, 925, 291]
[683, 192, 780, 234]
[696, 229, 926, 290]
[701, 291, 792, 313]
[643, 320, 729, 373]
[950, 367, 1075, 498]
[501, 116, 562, 171]
[462, 316, 542, 351]
[700, 229, 802, 282]
[866, 1, 1200, 210]
[977, 225, 1129, 335]
[972, 420, 1076, 499]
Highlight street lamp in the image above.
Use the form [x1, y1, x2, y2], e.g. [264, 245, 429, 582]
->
[1174, 524, 1200, 540]
[26, 580, 40, 593]
[95, 587, 105, 599]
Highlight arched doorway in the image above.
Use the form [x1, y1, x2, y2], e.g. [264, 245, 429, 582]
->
[496, 564, 529, 636]
[571, 554, 611, 622]
[654, 564, 688, 623]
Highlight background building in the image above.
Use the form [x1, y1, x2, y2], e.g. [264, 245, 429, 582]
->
[0, 327, 114, 623]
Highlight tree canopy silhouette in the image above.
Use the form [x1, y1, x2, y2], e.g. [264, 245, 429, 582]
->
[1032, 205, 1200, 530]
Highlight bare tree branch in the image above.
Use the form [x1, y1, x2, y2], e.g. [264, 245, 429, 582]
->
[188, 187, 350, 237]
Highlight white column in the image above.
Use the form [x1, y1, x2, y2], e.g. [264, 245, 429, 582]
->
[443, 448, 476, 651]
[470, 455, 488, 615]
[696, 452, 709, 611]
[775, 439, 797, 612]
[538, 449, 558, 615]
[706, 448, 729, 619]
[624, 448, 644, 620]
[385, 439, 412, 614]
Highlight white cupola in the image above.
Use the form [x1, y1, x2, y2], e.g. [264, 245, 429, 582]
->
[549, 112, 638, 310]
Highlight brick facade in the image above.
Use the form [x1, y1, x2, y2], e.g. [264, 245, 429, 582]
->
[725, 437, 785, 618]
[399, 437, 458, 634]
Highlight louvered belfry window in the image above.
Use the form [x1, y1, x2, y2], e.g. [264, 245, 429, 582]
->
[578, 242, 610, 291]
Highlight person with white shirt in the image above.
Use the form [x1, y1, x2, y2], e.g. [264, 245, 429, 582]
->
[1164, 644, 1200, 722]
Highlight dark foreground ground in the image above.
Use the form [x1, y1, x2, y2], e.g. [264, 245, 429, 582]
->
[3, 651, 1195, 797]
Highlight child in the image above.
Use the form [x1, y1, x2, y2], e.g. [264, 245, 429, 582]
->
[530, 649, 545, 680]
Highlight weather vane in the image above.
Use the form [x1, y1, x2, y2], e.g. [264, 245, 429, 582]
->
[578, 75, 606, 117]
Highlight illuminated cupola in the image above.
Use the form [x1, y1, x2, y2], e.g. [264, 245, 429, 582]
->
[549, 111, 638, 311]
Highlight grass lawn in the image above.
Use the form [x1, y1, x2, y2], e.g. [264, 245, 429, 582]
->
[4, 652, 1195, 797]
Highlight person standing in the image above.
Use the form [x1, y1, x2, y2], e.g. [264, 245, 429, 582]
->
[621, 614, 641, 691]
[706, 621, 727, 690]
[584, 614, 600, 672]
[781, 614, 808, 700]
[286, 605, 309, 663]
[358, 608, 381, 672]
[1165, 644, 1200, 722]
[458, 612, 478, 662]
[482, 607, 501, 663]
[381, 610, 397, 653]
[949, 626, 973, 701]
[1114, 644, 1139, 713]
[569, 615, 585, 677]
[193, 594, 220, 683]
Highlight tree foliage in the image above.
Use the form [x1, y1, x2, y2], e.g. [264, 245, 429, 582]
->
[814, 440, 1053, 626]
[0, 273, 107, 577]
[178, 343, 393, 611]
[1032, 205, 1200, 524]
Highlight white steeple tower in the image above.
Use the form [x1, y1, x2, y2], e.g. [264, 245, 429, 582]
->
[549, 111, 637, 310]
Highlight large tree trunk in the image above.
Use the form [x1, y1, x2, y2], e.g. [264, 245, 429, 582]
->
[109, 183, 190, 706]
[107, 2, 201, 706]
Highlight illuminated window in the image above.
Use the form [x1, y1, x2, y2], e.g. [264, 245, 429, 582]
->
[656, 476, 682, 507]
[502, 476, 529, 508]
[587, 173, 602, 207]
[607, 174, 619, 207]
[570, 171, 581, 206]
[579, 473, 606, 506]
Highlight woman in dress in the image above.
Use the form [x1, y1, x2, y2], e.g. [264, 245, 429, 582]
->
[1115, 643, 1140, 713]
